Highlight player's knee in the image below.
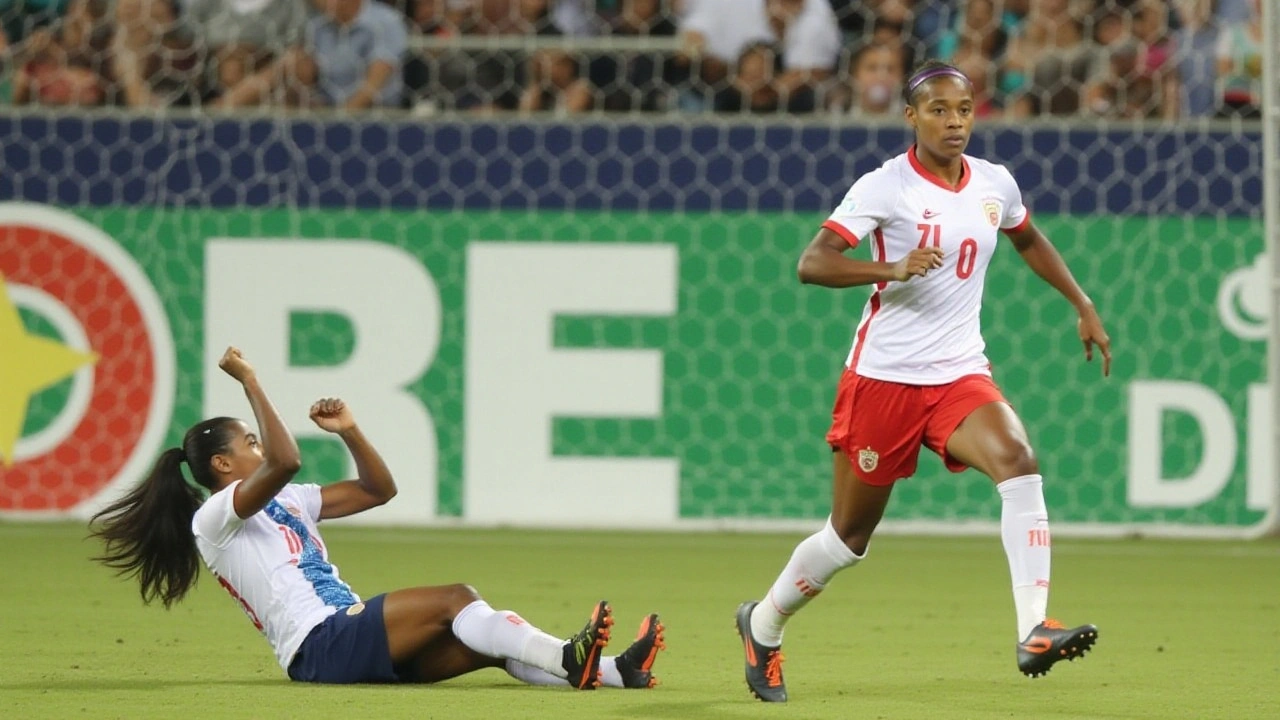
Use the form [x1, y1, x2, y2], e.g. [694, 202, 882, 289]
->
[991, 440, 1038, 480]
[829, 522, 874, 557]
[445, 583, 482, 611]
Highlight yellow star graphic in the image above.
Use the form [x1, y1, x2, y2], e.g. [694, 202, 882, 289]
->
[0, 273, 99, 467]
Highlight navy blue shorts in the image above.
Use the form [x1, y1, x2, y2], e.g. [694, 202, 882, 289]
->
[288, 594, 409, 684]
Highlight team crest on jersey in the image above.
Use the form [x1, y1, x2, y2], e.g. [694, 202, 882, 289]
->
[858, 447, 879, 473]
[982, 199, 1001, 227]
[345, 603, 366, 616]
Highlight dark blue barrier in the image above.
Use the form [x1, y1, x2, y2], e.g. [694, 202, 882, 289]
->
[0, 114, 1260, 217]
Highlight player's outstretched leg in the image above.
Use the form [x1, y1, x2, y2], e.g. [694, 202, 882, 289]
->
[1017, 619, 1098, 677]
[562, 600, 614, 689]
[614, 613, 666, 688]
[735, 601, 787, 702]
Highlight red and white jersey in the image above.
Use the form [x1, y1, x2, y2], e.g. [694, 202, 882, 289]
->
[822, 147, 1030, 385]
[193, 481, 359, 671]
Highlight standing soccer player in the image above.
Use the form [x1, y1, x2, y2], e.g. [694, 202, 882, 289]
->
[734, 60, 1113, 702]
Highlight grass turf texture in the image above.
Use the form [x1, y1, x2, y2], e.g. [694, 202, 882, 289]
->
[2, 523, 1276, 719]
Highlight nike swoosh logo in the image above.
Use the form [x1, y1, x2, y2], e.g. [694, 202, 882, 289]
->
[1022, 638, 1052, 654]
[743, 636, 757, 665]
[923, 210, 941, 219]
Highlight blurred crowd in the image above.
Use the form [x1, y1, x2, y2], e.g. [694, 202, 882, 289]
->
[0, 0, 1264, 119]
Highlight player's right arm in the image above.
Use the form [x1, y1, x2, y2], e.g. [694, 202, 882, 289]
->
[798, 228, 943, 287]
[798, 170, 942, 288]
[218, 347, 303, 519]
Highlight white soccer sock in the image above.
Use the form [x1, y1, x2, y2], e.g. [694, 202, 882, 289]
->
[750, 517, 863, 646]
[503, 657, 623, 688]
[452, 600, 567, 678]
[998, 474, 1051, 640]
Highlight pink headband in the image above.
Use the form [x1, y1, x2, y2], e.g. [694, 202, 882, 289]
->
[906, 67, 970, 96]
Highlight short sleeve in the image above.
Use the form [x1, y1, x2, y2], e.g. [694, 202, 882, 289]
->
[192, 481, 245, 549]
[280, 0, 308, 48]
[823, 170, 897, 248]
[783, 8, 841, 71]
[996, 165, 1031, 232]
[369, 8, 408, 66]
[293, 483, 324, 523]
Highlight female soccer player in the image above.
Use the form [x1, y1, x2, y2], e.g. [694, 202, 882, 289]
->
[92, 346, 664, 689]
[734, 60, 1112, 702]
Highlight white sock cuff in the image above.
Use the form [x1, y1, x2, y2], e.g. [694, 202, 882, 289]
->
[819, 517, 862, 567]
[997, 474, 1043, 498]
[452, 599, 491, 630]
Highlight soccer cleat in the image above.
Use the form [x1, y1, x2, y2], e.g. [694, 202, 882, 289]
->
[735, 601, 787, 702]
[1017, 619, 1099, 678]
[615, 613, 667, 689]
[562, 600, 614, 689]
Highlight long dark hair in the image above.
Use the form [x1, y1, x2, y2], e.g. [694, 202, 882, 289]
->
[89, 417, 239, 607]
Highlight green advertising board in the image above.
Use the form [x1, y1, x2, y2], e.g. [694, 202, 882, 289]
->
[1, 204, 1270, 534]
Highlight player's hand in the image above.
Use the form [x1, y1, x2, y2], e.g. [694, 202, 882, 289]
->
[310, 397, 356, 434]
[892, 247, 945, 282]
[218, 346, 255, 383]
[1077, 307, 1112, 377]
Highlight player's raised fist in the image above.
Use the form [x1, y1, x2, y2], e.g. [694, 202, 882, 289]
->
[218, 346, 255, 382]
[310, 397, 355, 433]
[893, 247, 945, 282]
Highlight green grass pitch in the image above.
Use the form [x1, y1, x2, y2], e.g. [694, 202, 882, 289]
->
[2, 522, 1277, 719]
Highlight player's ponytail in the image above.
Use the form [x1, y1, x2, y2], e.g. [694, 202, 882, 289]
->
[90, 418, 236, 607]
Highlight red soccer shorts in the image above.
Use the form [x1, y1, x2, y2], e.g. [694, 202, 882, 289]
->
[825, 370, 1009, 486]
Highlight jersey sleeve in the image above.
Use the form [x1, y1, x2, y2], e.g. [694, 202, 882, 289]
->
[191, 480, 246, 549]
[823, 170, 897, 248]
[995, 165, 1031, 232]
[295, 483, 324, 523]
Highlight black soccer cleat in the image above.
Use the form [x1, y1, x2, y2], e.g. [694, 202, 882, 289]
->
[1017, 619, 1099, 678]
[615, 613, 666, 688]
[562, 600, 614, 689]
[735, 601, 787, 702]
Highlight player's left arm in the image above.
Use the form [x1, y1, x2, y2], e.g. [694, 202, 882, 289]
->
[1006, 222, 1112, 377]
[310, 398, 399, 519]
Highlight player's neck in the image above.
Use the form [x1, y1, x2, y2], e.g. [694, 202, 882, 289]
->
[912, 146, 965, 189]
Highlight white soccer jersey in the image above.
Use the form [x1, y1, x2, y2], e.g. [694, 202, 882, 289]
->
[192, 481, 359, 671]
[822, 147, 1030, 385]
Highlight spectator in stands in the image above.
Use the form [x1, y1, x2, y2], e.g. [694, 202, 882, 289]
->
[1083, 0, 1180, 120]
[218, 0, 407, 110]
[826, 41, 904, 117]
[936, 0, 1005, 66]
[712, 40, 779, 113]
[677, 0, 837, 111]
[1001, 0, 1090, 117]
[1131, 0, 1180, 119]
[598, 0, 679, 112]
[937, 0, 1003, 117]
[406, 0, 475, 34]
[1214, 0, 1261, 118]
[112, 0, 202, 107]
[402, 0, 478, 111]
[478, 0, 588, 35]
[182, 0, 310, 105]
[9, 0, 113, 106]
[518, 47, 592, 112]
[0, 0, 68, 53]
[1082, 37, 1152, 118]
[610, 0, 675, 36]
[1172, 0, 1220, 117]
[766, 0, 840, 113]
[677, 0, 772, 94]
